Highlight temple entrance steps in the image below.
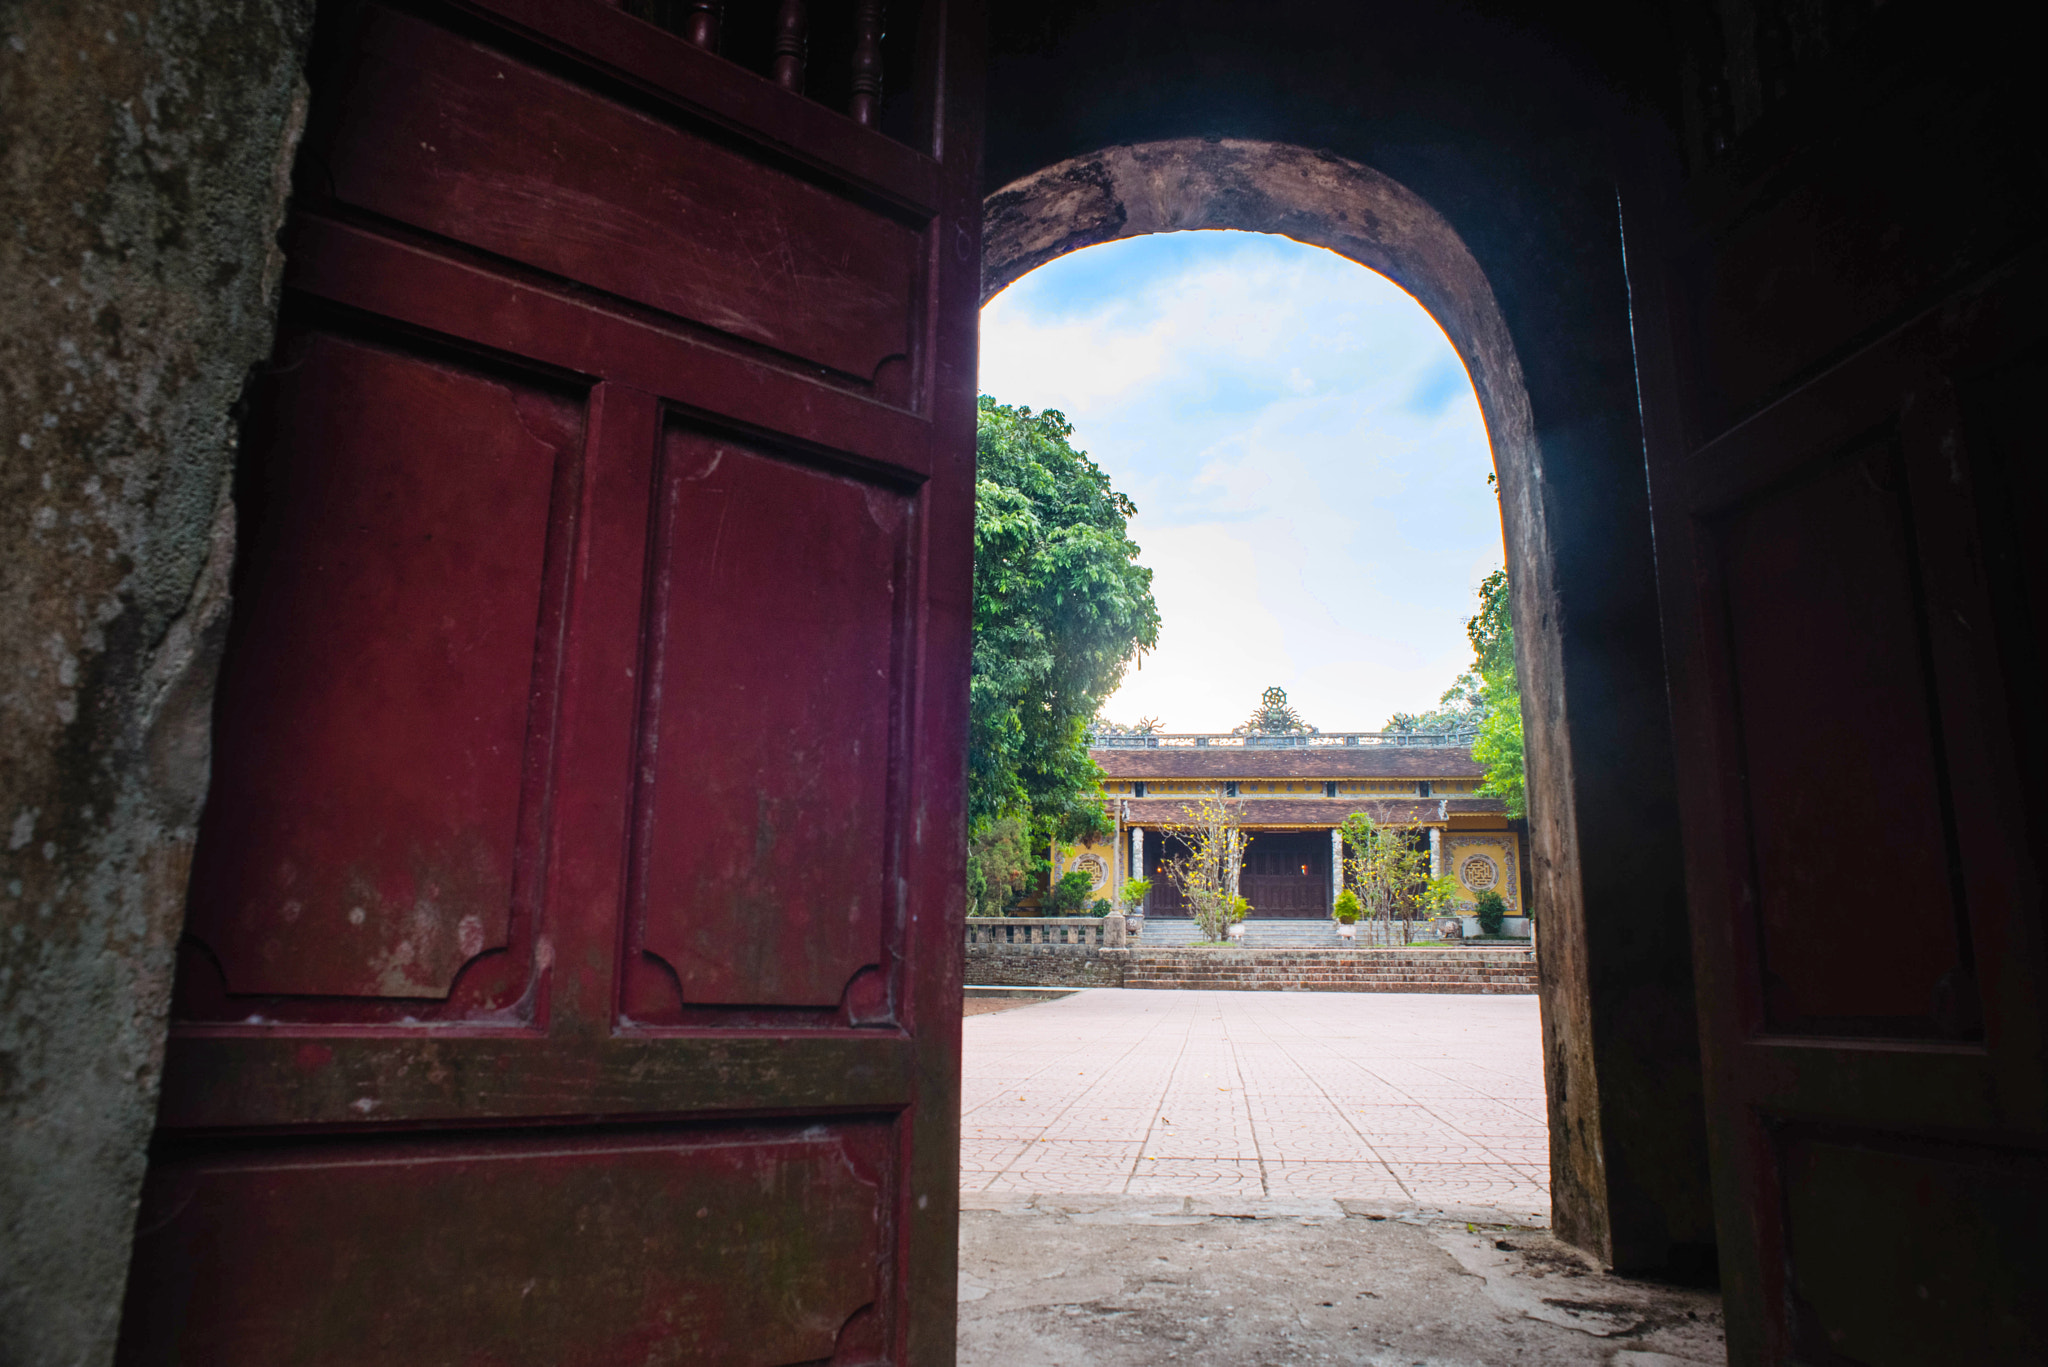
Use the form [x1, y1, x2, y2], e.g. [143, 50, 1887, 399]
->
[1121, 947, 1537, 994]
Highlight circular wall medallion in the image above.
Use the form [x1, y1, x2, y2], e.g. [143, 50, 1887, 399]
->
[1074, 854, 1109, 889]
[1460, 855, 1499, 891]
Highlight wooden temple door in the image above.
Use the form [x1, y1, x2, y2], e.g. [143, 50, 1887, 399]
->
[1632, 81, 2048, 1362]
[1240, 835, 1328, 918]
[117, 2, 982, 1363]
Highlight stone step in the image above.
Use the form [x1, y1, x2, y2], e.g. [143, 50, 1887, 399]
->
[1132, 918, 1473, 949]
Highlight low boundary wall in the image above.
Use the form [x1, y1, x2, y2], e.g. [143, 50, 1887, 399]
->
[964, 943, 1127, 989]
[964, 945, 1537, 994]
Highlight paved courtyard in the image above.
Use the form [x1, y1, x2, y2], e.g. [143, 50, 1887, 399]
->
[961, 989, 1551, 1220]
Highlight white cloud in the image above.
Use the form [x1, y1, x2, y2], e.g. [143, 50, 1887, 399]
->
[980, 231, 1503, 734]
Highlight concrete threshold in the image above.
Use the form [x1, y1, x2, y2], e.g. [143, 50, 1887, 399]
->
[959, 1194, 1725, 1366]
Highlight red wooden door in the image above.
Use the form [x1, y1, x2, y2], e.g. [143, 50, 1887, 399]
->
[1640, 227, 2048, 1359]
[117, 2, 982, 1362]
[1241, 834, 1328, 918]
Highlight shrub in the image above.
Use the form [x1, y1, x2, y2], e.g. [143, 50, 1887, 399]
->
[1052, 869, 1097, 914]
[1332, 889, 1362, 924]
[1089, 898, 1112, 917]
[1420, 875, 1462, 916]
[1474, 889, 1508, 937]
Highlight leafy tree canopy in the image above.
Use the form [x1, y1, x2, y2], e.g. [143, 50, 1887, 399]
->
[971, 398, 1161, 862]
[1382, 671, 1485, 736]
[1467, 568, 1514, 678]
[1467, 568, 1525, 817]
[1387, 567, 1524, 814]
[1472, 662, 1525, 818]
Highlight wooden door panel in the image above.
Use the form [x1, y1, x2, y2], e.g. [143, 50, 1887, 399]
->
[1775, 1129, 2048, 1364]
[124, 0, 981, 1360]
[183, 328, 578, 1008]
[1702, 434, 1971, 1035]
[457, 0, 945, 214]
[121, 1123, 891, 1367]
[1672, 92, 2038, 441]
[1648, 243, 2048, 1358]
[1241, 876, 1323, 916]
[629, 425, 909, 1014]
[281, 217, 937, 466]
[319, 5, 923, 384]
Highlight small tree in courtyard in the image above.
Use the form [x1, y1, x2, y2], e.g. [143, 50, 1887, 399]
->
[1338, 812, 1431, 942]
[1160, 795, 1253, 943]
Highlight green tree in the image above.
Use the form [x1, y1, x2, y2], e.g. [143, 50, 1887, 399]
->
[1159, 795, 1252, 943]
[1051, 869, 1098, 913]
[970, 398, 1161, 865]
[1382, 671, 1485, 736]
[1472, 664, 1525, 818]
[1465, 568, 1525, 818]
[965, 815, 1030, 917]
[1467, 568, 1514, 677]
[1338, 812, 1430, 927]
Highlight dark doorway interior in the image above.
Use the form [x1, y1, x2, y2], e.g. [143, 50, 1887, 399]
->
[1240, 833, 1328, 918]
[1142, 835, 1191, 917]
[1143, 831, 1331, 918]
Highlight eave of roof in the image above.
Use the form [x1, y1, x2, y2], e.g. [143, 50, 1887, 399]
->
[1118, 796, 1507, 826]
[1092, 747, 1484, 779]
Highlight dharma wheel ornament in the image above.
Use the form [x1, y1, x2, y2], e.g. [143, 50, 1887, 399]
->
[1236, 686, 1316, 736]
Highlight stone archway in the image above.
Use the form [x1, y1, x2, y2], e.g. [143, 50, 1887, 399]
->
[979, 139, 1605, 1253]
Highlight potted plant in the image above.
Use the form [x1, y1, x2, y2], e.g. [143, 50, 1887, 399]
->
[1332, 888, 1362, 939]
[1224, 894, 1251, 940]
[1119, 877, 1152, 918]
[1474, 889, 1508, 938]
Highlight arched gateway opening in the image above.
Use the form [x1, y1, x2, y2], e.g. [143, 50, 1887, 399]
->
[976, 137, 1604, 1248]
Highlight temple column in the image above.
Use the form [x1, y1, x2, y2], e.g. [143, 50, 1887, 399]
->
[1329, 827, 1343, 909]
[1429, 826, 1442, 878]
[1129, 828, 1144, 910]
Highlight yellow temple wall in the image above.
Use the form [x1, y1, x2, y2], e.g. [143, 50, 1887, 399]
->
[1440, 831, 1523, 913]
[1055, 835, 1120, 903]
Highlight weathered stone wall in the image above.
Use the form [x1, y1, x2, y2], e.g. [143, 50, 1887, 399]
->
[966, 944, 1130, 989]
[1125, 950, 1538, 994]
[0, 2, 314, 1361]
[965, 946, 1540, 995]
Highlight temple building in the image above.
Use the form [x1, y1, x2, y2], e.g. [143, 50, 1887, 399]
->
[1061, 690, 1525, 922]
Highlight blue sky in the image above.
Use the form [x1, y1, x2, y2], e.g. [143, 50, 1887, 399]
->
[978, 230, 1503, 733]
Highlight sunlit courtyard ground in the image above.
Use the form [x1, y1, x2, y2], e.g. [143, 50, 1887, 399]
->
[961, 989, 1550, 1222]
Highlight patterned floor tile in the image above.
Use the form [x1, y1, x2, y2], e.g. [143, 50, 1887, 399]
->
[962, 989, 1549, 1207]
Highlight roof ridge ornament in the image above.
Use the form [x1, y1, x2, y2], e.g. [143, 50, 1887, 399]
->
[1233, 685, 1316, 739]
[1089, 689, 1478, 749]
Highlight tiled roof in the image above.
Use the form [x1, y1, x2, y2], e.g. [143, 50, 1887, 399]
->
[1092, 747, 1484, 779]
[1120, 796, 1507, 826]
